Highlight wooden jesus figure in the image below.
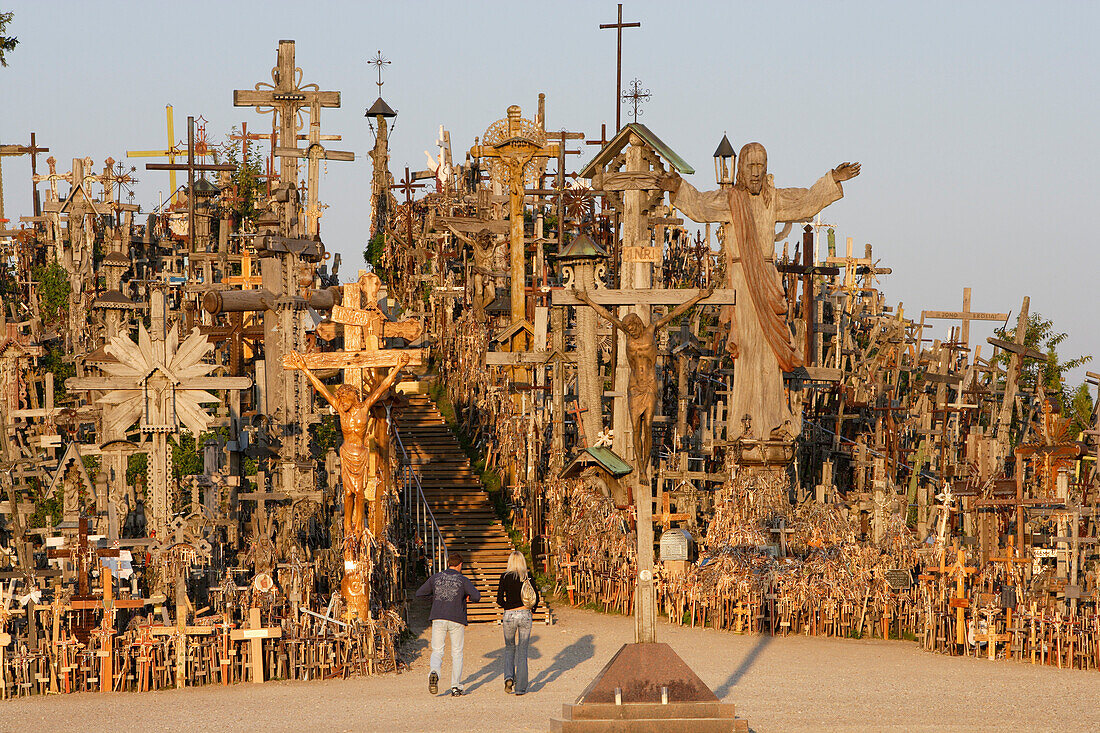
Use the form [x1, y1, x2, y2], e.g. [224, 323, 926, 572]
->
[662, 143, 859, 438]
[285, 351, 410, 542]
[574, 285, 713, 481]
[445, 223, 500, 321]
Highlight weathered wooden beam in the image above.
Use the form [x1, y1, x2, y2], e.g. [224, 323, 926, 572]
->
[922, 310, 1007, 321]
[203, 289, 277, 314]
[281, 349, 425, 370]
[551, 288, 735, 306]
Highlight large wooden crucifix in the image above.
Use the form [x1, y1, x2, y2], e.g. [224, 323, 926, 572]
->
[470, 106, 560, 335]
[284, 271, 423, 621]
[234, 39, 341, 187]
[555, 286, 731, 645]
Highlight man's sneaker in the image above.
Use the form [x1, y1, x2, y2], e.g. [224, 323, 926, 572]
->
[504, 678, 514, 694]
[450, 687, 464, 697]
[428, 671, 438, 695]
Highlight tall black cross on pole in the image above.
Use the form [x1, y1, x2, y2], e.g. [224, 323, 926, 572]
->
[622, 78, 650, 123]
[599, 3, 641, 132]
[368, 50, 390, 93]
[146, 116, 235, 254]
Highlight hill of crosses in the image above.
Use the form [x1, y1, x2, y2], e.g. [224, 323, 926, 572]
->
[0, 37, 1097, 703]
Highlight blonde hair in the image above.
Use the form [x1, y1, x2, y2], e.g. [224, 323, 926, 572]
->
[506, 550, 528, 578]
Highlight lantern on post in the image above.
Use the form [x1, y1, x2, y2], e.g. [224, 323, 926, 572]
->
[713, 134, 735, 187]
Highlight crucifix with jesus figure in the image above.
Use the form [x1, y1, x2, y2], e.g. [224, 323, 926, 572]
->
[283, 271, 423, 621]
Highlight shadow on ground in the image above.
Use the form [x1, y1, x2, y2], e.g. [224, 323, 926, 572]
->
[713, 634, 771, 700]
[462, 635, 544, 693]
[528, 633, 595, 693]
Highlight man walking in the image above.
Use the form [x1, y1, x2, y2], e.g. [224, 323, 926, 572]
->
[416, 552, 481, 696]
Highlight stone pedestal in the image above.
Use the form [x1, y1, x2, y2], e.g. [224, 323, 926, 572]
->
[551, 643, 749, 732]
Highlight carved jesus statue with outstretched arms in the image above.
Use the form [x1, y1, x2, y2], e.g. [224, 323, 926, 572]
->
[285, 352, 410, 542]
[661, 143, 859, 438]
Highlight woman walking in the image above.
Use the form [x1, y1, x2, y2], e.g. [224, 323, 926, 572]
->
[496, 550, 539, 695]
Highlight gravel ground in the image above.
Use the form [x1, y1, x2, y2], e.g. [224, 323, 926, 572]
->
[4, 599, 1099, 733]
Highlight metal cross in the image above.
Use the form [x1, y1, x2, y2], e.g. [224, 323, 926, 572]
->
[368, 50, 390, 93]
[622, 78, 650, 123]
[599, 3, 641, 131]
[103, 158, 138, 216]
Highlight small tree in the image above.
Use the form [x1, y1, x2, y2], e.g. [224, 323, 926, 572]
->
[364, 231, 386, 278]
[992, 312, 1092, 430]
[219, 127, 265, 225]
[0, 11, 17, 67]
[33, 260, 71, 324]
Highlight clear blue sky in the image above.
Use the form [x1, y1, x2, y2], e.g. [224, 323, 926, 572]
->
[2, 1, 1097, 384]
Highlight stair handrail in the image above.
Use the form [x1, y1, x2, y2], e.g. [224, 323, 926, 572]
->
[389, 406, 448, 576]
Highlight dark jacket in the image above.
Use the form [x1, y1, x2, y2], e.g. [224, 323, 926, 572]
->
[496, 571, 540, 613]
[416, 568, 481, 625]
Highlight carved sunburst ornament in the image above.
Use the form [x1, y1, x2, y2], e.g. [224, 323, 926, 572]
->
[481, 109, 546, 190]
[96, 324, 224, 437]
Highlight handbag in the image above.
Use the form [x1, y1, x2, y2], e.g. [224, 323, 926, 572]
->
[520, 574, 537, 609]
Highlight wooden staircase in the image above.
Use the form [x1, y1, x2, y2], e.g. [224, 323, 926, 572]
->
[396, 392, 514, 623]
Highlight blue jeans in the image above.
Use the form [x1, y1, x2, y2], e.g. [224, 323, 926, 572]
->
[430, 619, 465, 690]
[502, 608, 533, 693]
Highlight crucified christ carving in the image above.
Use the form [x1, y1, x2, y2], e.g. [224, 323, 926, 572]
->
[445, 223, 500, 321]
[285, 352, 410, 541]
[573, 286, 713, 482]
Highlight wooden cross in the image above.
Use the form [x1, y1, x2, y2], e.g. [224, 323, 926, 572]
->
[769, 518, 796, 557]
[565, 398, 589, 447]
[274, 98, 354, 236]
[654, 493, 689, 531]
[470, 107, 560, 331]
[824, 236, 875, 314]
[127, 104, 183, 204]
[31, 155, 70, 207]
[0, 625, 10, 697]
[1052, 506, 1096, 614]
[237, 470, 289, 524]
[599, 3, 641, 130]
[776, 224, 840, 363]
[970, 612, 1012, 661]
[223, 249, 263, 289]
[199, 312, 264, 377]
[151, 619, 214, 689]
[987, 297, 1040, 467]
[945, 548, 977, 645]
[0, 470, 42, 585]
[586, 123, 610, 149]
[230, 607, 281, 683]
[922, 287, 1008, 356]
[145, 116, 235, 253]
[306, 270, 425, 392]
[46, 516, 119, 601]
[234, 39, 341, 186]
[0, 134, 48, 223]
